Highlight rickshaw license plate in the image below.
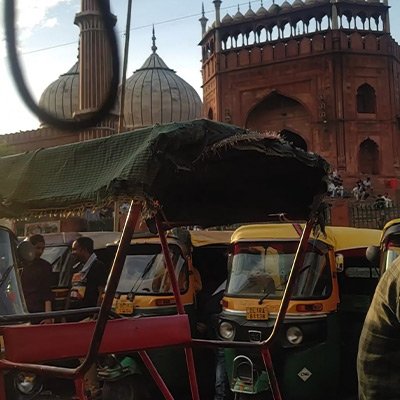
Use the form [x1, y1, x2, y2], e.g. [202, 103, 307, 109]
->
[115, 300, 134, 315]
[246, 307, 269, 320]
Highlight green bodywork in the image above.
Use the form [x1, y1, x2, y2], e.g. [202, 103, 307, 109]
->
[98, 357, 141, 381]
[224, 313, 340, 400]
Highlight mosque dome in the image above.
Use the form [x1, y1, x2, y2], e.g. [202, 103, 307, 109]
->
[123, 31, 202, 130]
[281, 1, 292, 10]
[233, 8, 245, 21]
[256, 2, 268, 16]
[245, 4, 256, 18]
[292, 0, 305, 8]
[269, 3, 280, 13]
[38, 62, 79, 122]
[222, 13, 233, 23]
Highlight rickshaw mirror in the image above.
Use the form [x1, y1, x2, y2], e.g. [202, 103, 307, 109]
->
[366, 245, 380, 268]
[17, 241, 35, 263]
[335, 253, 344, 273]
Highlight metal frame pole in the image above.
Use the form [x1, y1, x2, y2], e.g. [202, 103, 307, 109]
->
[155, 214, 200, 400]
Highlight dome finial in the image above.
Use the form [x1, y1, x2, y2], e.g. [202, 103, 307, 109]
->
[151, 24, 157, 54]
[261, 0, 263, 6]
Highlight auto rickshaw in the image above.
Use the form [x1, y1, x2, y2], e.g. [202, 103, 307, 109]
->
[0, 118, 329, 400]
[0, 225, 45, 400]
[219, 224, 380, 400]
[98, 229, 232, 399]
[366, 219, 400, 275]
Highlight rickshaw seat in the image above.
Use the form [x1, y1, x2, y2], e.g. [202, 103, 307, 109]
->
[0, 315, 192, 364]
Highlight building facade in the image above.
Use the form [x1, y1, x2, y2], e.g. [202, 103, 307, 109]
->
[200, 0, 400, 184]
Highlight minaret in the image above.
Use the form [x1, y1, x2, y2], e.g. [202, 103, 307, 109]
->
[74, 0, 118, 139]
[213, 0, 222, 53]
[199, 3, 208, 36]
[383, 0, 390, 33]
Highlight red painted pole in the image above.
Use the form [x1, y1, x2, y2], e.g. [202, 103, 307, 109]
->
[263, 219, 313, 345]
[76, 202, 142, 377]
[184, 347, 200, 400]
[154, 215, 199, 400]
[262, 348, 282, 400]
[155, 214, 185, 315]
[139, 351, 174, 400]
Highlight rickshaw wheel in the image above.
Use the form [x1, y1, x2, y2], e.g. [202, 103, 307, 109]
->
[102, 376, 145, 400]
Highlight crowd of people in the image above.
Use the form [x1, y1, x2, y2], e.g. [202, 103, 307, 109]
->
[327, 171, 394, 209]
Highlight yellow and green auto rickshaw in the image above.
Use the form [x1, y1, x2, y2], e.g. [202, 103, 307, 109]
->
[98, 229, 233, 400]
[218, 224, 380, 400]
[366, 218, 400, 275]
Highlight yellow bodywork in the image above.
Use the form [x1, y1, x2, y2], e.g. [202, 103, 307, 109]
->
[226, 224, 381, 314]
[231, 224, 381, 251]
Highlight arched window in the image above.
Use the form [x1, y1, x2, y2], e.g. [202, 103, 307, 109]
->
[208, 107, 214, 120]
[357, 84, 376, 114]
[359, 139, 379, 175]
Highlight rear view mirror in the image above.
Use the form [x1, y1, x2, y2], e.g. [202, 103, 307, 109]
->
[366, 245, 380, 268]
[335, 254, 344, 273]
[17, 241, 35, 264]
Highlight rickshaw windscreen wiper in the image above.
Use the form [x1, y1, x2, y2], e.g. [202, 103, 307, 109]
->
[258, 287, 275, 305]
[258, 264, 311, 305]
[0, 265, 14, 290]
[128, 254, 157, 294]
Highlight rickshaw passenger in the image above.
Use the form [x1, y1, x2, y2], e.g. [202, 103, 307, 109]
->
[357, 256, 400, 400]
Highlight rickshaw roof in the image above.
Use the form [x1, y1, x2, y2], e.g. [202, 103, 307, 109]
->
[189, 230, 233, 247]
[0, 119, 328, 226]
[231, 224, 380, 250]
[380, 219, 400, 243]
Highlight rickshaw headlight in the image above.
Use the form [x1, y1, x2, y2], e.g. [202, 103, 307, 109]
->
[16, 372, 36, 394]
[219, 321, 235, 340]
[286, 326, 303, 345]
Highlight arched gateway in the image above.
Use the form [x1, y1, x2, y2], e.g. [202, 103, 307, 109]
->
[245, 92, 310, 151]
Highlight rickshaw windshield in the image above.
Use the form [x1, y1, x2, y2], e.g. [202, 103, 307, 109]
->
[0, 229, 25, 315]
[116, 244, 188, 295]
[227, 240, 332, 299]
[383, 239, 400, 273]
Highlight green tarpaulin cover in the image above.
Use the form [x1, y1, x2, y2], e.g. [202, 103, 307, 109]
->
[0, 119, 329, 226]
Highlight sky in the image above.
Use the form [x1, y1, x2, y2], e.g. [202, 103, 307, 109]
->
[0, 0, 400, 136]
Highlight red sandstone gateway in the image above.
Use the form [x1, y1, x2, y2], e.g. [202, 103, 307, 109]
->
[0, 119, 328, 400]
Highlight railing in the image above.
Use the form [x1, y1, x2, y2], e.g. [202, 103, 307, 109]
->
[350, 202, 400, 229]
